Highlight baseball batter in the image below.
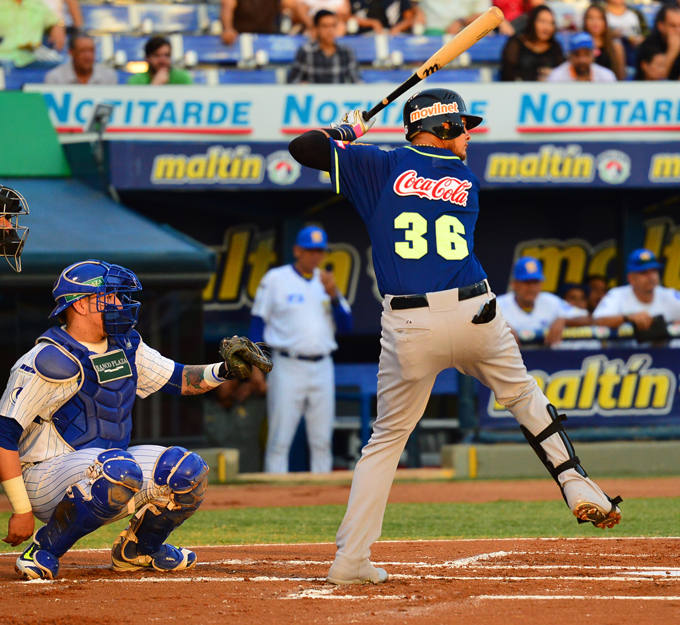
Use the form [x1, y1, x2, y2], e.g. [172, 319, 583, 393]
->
[0, 259, 271, 579]
[250, 226, 353, 473]
[289, 88, 622, 585]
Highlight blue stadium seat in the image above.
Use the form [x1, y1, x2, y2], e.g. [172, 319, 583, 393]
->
[183, 35, 240, 64]
[389, 36, 442, 63]
[251, 34, 304, 63]
[217, 69, 278, 83]
[337, 36, 377, 63]
[82, 5, 131, 34]
[135, 5, 201, 34]
[362, 68, 485, 82]
[361, 69, 412, 82]
[465, 35, 506, 63]
[427, 68, 484, 82]
[2, 65, 55, 90]
[112, 36, 148, 62]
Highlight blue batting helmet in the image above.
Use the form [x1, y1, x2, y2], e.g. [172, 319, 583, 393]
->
[50, 260, 142, 348]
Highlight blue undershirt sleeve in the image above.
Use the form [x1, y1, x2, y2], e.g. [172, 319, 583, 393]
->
[332, 297, 354, 334]
[160, 361, 184, 395]
[250, 315, 266, 344]
[0, 415, 23, 452]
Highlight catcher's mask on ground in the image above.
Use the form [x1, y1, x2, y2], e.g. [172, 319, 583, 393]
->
[403, 88, 483, 142]
[50, 259, 142, 348]
[0, 186, 29, 273]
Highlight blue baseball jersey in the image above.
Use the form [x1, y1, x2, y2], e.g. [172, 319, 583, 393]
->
[329, 141, 487, 296]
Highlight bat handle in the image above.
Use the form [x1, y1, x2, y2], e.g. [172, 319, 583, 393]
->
[363, 73, 422, 123]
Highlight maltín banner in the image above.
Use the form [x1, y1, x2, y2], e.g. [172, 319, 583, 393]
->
[478, 347, 680, 429]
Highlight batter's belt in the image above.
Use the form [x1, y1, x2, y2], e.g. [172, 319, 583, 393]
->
[389, 281, 488, 311]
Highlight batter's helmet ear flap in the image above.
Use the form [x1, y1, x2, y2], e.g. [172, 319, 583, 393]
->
[0, 186, 29, 273]
[403, 88, 483, 142]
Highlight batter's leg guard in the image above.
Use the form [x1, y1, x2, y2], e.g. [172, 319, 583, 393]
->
[520, 404, 622, 529]
[111, 447, 208, 572]
[16, 450, 143, 580]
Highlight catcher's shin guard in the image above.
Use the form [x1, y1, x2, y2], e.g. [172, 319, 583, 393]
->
[112, 447, 208, 570]
[521, 404, 622, 527]
[18, 450, 142, 576]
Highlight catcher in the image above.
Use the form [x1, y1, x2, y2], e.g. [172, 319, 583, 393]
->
[0, 259, 272, 580]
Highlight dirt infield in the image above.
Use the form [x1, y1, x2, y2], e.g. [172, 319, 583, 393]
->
[1, 538, 679, 625]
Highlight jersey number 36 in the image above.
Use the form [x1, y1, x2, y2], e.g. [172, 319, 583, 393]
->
[394, 212, 469, 261]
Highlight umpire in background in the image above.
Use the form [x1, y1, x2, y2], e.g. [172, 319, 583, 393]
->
[250, 226, 353, 473]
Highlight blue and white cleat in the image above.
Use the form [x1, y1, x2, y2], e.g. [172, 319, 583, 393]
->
[111, 527, 196, 572]
[16, 539, 60, 580]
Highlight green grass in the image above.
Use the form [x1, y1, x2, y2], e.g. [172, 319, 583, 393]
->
[1, 497, 676, 553]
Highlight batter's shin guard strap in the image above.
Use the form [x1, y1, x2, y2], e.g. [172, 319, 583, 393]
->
[37, 450, 143, 558]
[133, 448, 209, 555]
[520, 404, 587, 500]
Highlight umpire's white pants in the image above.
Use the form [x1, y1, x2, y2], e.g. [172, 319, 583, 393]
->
[333, 284, 574, 571]
[265, 353, 334, 474]
[23, 445, 170, 524]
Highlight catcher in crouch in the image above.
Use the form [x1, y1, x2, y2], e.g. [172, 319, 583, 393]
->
[0, 259, 272, 580]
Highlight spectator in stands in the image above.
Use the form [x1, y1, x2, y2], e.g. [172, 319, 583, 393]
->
[415, 0, 506, 36]
[500, 6, 564, 81]
[305, 0, 352, 35]
[634, 6, 680, 80]
[593, 249, 680, 331]
[288, 10, 360, 83]
[547, 32, 617, 82]
[636, 45, 669, 80]
[560, 283, 588, 311]
[42, 0, 82, 34]
[497, 257, 591, 347]
[586, 274, 608, 314]
[510, 0, 545, 34]
[583, 4, 626, 80]
[0, 0, 64, 67]
[127, 36, 192, 85]
[45, 34, 117, 85]
[350, 0, 420, 35]
[221, 0, 314, 45]
[604, 0, 645, 49]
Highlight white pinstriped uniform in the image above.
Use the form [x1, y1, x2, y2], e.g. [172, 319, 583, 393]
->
[0, 336, 176, 522]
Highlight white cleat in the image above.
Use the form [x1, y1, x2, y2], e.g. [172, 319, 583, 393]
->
[562, 472, 622, 529]
[326, 558, 388, 585]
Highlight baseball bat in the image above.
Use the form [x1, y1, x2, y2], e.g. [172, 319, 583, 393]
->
[362, 7, 504, 122]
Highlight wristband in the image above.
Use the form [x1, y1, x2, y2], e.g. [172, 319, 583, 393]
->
[203, 363, 228, 387]
[1, 476, 32, 515]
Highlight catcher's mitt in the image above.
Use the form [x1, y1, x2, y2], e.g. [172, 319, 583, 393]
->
[219, 336, 273, 380]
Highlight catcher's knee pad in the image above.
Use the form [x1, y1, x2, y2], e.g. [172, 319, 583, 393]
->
[521, 405, 621, 519]
[128, 447, 208, 556]
[37, 449, 143, 558]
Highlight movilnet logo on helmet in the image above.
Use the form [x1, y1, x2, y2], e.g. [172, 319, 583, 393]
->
[393, 170, 471, 206]
[409, 102, 459, 124]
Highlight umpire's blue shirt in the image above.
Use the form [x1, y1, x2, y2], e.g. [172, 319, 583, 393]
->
[329, 140, 487, 297]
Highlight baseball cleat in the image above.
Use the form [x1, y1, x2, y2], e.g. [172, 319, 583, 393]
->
[111, 528, 196, 572]
[15, 541, 60, 580]
[326, 559, 388, 585]
[573, 503, 622, 529]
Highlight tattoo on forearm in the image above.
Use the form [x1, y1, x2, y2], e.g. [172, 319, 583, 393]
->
[183, 366, 207, 395]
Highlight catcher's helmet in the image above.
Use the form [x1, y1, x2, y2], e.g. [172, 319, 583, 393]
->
[403, 88, 483, 142]
[0, 186, 29, 273]
[50, 260, 142, 348]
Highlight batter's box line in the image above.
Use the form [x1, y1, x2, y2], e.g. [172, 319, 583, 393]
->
[474, 595, 680, 601]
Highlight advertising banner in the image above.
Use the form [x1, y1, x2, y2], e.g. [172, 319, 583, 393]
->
[478, 348, 680, 429]
[108, 140, 680, 190]
[25, 83, 680, 144]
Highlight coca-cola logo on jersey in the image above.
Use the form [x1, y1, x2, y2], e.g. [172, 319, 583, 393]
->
[393, 170, 472, 206]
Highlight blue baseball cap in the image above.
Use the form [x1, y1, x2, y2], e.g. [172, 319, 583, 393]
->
[513, 257, 545, 281]
[569, 32, 594, 53]
[627, 248, 663, 274]
[295, 225, 327, 249]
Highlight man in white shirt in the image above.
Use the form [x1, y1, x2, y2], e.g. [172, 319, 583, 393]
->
[250, 226, 353, 473]
[414, 0, 491, 35]
[547, 32, 617, 82]
[593, 248, 680, 330]
[497, 257, 591, 346]
[45, 34, 118, 85]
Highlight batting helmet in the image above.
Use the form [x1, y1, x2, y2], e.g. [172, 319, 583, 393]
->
[49, 260, 142, 348]
[403, 88, 483, 142]
[0, 186, 29, 273]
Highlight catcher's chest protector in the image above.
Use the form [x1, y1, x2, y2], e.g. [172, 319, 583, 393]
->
[37, 326, 140, 450]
